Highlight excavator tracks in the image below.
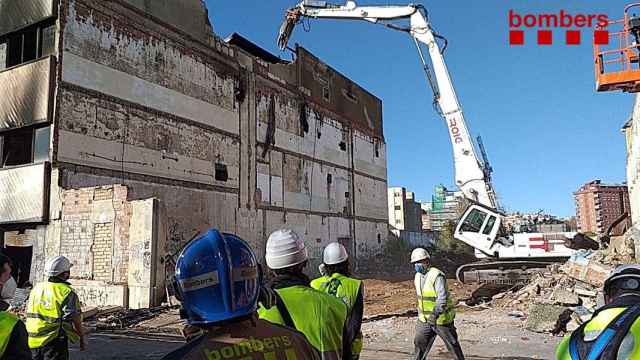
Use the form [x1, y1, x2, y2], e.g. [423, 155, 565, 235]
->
[456, 259, 567, 285]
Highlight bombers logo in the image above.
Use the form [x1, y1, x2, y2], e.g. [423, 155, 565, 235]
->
[508, 9, 609, 45]
[179, 271, 219, 292]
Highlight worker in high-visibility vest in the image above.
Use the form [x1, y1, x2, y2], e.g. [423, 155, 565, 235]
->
[0, 253, 30, 359]
[258, 229, 350, 360]
[161, 229, 320, 360]
[556, 264, 640, 359]
[27, 256, 87, 360]
[411, 248, 464, 360]
[311, 242, 364, 360]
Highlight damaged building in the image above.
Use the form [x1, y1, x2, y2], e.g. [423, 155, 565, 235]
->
[0, 0, 388, 308]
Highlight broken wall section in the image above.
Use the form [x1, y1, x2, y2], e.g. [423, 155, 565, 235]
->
[30, 184, 166, 309]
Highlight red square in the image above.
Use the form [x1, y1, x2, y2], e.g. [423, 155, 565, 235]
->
[510, 30, 524, 45]
[594, 30, 609, 45]
[566, 30, 581, 45]
[538, 30, 553, 45]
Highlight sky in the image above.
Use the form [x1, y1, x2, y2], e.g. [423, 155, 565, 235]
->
[208, 1, 636, 217]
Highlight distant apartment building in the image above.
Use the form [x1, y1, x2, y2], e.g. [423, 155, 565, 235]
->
[429, 185, 464, 231]
[574, 180, 631, 235]
[388, 187, 422, 231]
[421, 202, 432, 231]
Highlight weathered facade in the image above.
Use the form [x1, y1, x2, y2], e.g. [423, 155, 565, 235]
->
[0, 0, 388, 308]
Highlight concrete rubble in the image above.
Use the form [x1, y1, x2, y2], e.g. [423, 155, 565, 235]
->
[488, 230, 637, 335]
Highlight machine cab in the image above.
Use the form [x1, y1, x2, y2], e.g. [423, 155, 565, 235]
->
[454, 204, 505, 256]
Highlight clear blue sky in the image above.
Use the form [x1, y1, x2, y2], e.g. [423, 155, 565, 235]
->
[209, 1, 635, 217]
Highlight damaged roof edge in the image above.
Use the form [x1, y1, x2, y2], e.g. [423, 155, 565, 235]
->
[295, 45, 382, 104]
[225, 33, 289, 64]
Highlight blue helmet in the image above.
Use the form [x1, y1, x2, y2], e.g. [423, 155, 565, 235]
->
[175, 229, 259, 325]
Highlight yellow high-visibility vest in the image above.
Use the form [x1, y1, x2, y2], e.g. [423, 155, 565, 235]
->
[311, 273, 364, 358]
[556, 307, 640, 359]
[258, 285, 347, 360]
[0, 311, 19, 356]
[415, 267, 455, 325]
[26, 281, 80, 348]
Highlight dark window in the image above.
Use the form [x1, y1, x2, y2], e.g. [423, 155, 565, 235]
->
[377, 233, 381, 244]
[214, 163, 228, 182]
[322, 87, 330, 101]
[22, 27, 39, 63]
[326, 173, 332, 185]
[2, 128, 33, 166]
[394, 205, 401, 210]
[482, 216, 497, 235]
[460, 209, 487, 233]
[1, 20, 55, 69]
[0, 125, 50, 167]
[6, 32, 22, 67]
[375, 142, 380, 157]
[339, 141, 347, 151]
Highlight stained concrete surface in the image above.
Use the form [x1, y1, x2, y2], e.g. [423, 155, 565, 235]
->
[72, 309, 561, 359]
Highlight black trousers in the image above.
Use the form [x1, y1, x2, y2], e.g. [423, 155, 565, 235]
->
[31, 337, 69, 360]
[414, 320, 465, 360]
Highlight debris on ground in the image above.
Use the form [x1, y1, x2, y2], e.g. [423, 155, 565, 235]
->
[95, 305, 180, 331]
[525, 304, 570, 333]
[487, 231, 637, 335]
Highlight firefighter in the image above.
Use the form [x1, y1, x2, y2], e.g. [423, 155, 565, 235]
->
[161, 229, 320, 360]
[258, 229, 350, 360]
[556, 264, 640, 359]
[411, 248, 464, 360]
[311, 242, 364, 360]
[27, 256, 87, 360]
[0, 254, 30, 360]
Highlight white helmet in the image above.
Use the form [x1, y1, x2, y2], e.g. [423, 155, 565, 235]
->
[45, 256, 73, 277]
[1, 276, 16, 301]
[410, 248, 430, 263]
[323, 242, 349, 265]
[265, 229, 308, 270]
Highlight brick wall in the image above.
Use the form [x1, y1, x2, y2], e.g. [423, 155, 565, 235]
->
[92, 222, 113, 281]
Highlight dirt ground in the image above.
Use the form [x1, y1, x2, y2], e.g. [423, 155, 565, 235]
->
[363, 277, 479, 318]
[72, 308, 561, 359]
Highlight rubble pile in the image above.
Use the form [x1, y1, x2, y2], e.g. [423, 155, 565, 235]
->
[95, 305, 179, 331]
[490, 232, 637, 335]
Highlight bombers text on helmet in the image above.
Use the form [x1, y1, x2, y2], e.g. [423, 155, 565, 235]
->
[323, 242, 349, 265]
[265, 229, 308, 270]
[410, 248, 430, 263]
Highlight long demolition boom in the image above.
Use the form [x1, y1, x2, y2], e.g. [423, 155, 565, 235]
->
[278, 0, 499, 208]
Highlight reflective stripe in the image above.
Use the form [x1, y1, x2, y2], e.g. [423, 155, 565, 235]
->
[27, 312, 62, 323]
[0, 312, 19, 357]
[418, 296, 436, 301]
